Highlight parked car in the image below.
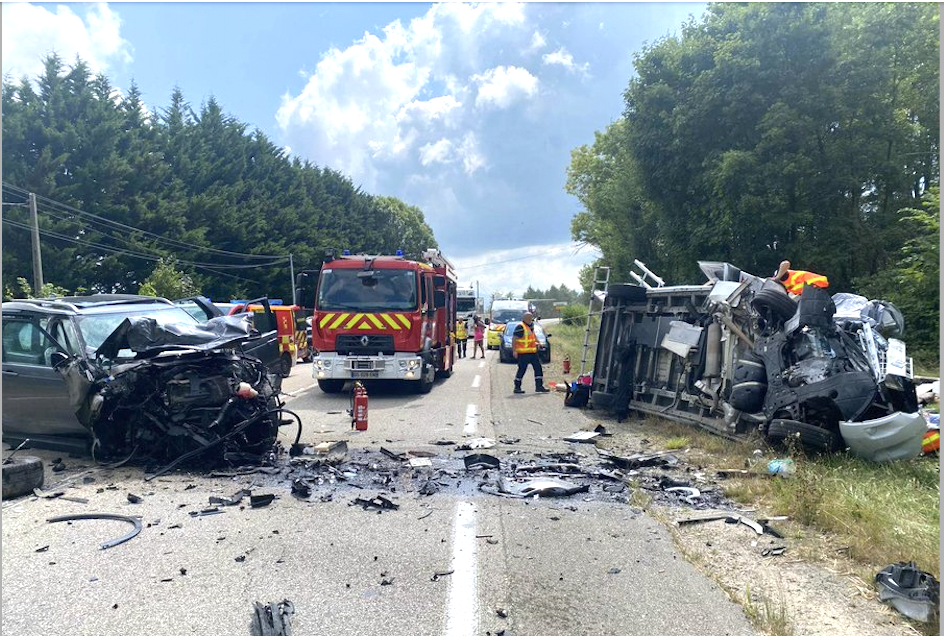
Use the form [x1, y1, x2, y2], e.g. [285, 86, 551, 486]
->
[499, 320, 551, 363]
[2, 295, 285, 465]
[487, 301, 530, 349]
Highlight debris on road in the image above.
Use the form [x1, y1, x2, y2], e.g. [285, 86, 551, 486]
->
[380, 447, 406, 461]
[291, 479, 312, 499]
[126, 493, 143, 504]
[352, 495, 399, 513]
[188, 508, 224, 518]
[250, 599, 295, 636]
[874, 562, 940, 623]
[665, 486, 701, 505]
[409, 458, 433, 468]
[250, 494, 276, 508]
[46, 512, 142, 550]
[564, 431, 600, 444]
[209, 489, 251, 506]
[456, 437, 496, 450]
[429, 439, 456, 446]
[761, 546, 786, 557]
[430, 569, 454, 582]
[463, 454, 500, 470]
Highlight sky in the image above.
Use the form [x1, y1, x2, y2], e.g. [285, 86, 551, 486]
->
[2, 2, 705, 301]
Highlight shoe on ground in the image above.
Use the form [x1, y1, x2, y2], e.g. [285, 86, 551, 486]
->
[513, 388, 525, 394]
[535, 387, 550, 393]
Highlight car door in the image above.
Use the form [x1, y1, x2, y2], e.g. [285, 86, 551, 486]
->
[1, 313, 85, 438]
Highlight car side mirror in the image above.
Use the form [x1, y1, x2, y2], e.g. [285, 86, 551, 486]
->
[50, 351, 71, 370]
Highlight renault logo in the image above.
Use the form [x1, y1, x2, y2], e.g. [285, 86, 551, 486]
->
[360, 335, 370, 347]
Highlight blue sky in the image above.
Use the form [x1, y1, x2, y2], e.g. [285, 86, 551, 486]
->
[3, 2, 706, 299]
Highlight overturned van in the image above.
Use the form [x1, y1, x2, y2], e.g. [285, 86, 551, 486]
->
[590, 262, 924, 461]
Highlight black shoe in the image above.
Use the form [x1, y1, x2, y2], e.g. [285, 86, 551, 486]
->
[513, 388, 525, 394]
[535, 386, 550, 393]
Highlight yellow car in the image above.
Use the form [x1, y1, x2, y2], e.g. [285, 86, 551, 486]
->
[486, 322, 506, 349]
[486, 302, 529, 349]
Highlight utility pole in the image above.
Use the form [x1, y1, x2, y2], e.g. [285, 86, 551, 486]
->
[289, 254, 296, 306]
[29, 192, 44, 295]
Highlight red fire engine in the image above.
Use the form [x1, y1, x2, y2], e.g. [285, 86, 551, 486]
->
[308, 249, 457, 393]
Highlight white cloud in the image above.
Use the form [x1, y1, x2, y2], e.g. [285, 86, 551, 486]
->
[472, 65, 538, 110]
[541, 47, 589, 75]
[528, 31, 547, 51]
[419, 138, 454, 166]
[457, 133, 486, 175]
[1, 3, 132, 82]
[452, 242, 601, 299]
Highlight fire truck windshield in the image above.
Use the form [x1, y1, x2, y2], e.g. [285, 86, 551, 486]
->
[317, 268, 418, 311]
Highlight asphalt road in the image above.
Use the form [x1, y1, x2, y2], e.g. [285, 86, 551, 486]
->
[1, 352, 758, 636]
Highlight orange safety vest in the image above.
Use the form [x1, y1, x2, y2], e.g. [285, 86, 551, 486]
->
[781, 270, 829, 295]
[514, 322, 538, 354]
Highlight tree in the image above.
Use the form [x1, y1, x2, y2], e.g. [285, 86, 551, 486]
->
[138, 257, 200, 299]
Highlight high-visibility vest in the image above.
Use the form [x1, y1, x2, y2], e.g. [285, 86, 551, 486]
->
[456, 321, 468, 340]
[514, 322, 538, 354]
[781, 269, 829, 295]
[922, 429, 939, 454]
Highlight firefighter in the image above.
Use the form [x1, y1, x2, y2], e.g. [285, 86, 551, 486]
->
[455, 316, 468, 358]
[774, 260, 829, 295]
[512, 312, 549, 394]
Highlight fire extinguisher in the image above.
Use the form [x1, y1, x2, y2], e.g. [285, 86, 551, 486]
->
[562, 355, 571, 374]
[351, 382, 369, 431]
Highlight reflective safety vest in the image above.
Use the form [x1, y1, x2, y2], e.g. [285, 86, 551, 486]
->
[456, 321, 468, 340]
[781, 269, 829, 295]
[514, 322, 538, 354]
[922, 429, 939, 454]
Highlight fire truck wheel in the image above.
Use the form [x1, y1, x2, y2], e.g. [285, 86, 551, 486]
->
[278, 353, 294, 378]
[2, 456, 44, 499]
[417, 363, 434, 393]
[318, 379, 346, 394]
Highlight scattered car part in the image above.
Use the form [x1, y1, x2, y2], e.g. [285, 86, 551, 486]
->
[352, 495, 399, 512]
[665, 486, 702, 505]
[875, 562, 940, 623]
[761, 546, 786, 557]
[430, 569, 454, 582]
[675, 512, 764, 535]
[291, 479, 312, 499]
[839, 411, 927, 462]
[463, 454, 500, 470]
[409, 457, 433, 468]
[47, 512, 142, 550]
[250, 494, 276, 508]
[456, 437, 496, 450]
[210, 489, 251, 506]
[32, 488, 88, 504]
[1, 456, 44, 499]
[380, 447, 406, 461]
[503, 478, 590, 498]
[188, 508, 224, 517]
[2, 438, 31, 465]
[596, 448, 678, 470]
[126, 493, 143, 504]
[250, 599, 295, 636]
[564, 431, 600, 443]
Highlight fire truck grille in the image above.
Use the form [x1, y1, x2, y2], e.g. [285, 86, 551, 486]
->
[335, 335, 395, 356]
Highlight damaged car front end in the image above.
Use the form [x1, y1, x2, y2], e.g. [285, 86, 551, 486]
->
[58, 314, 295, 471]
[590, 261, 924, 461]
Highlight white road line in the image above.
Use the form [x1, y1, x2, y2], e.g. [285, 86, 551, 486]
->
[478, 361, 485, 369]
[445, 501, 478, 636]
[471, 375, 481, 388]
[464, 404, 477, 434]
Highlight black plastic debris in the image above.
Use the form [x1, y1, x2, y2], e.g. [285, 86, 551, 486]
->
[235, 555, 247, 563]
[761, 546, 786, 557]
[352, 495, 399, 512]
[250, 599, 295, 636]
[608, 567, 621, 574]
[46, 513, 142, 550]
[210, 489, 251, 506]
[250, 494, 276, 509]
[594, 425, 612, 437]
[429, 439, 456, 446]
[51, 459, 66, 472]
[430, 569, 454, 582]
[463, 454, 500, 470]
[126, 493, 143, 504]
[188, 507, 224, 518]
[291, 479, 312, 499]
[597, 448, 678, 470]
[875, 562, 940, 623]
[380, 447, 406, 461]
[496, 608, 508, 619]
[35, 545, 50, 553]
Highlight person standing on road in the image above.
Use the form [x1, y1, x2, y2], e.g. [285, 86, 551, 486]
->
[512, 312, 548, 394]
[455, 317, 468, 358]
[471, 316, 486, 359]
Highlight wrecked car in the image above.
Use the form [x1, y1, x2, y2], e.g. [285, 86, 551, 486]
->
[2, 295, 291, 468]
[590, 262, 923, 461]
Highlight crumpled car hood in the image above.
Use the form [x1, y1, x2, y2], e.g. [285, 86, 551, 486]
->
[96, 315, 253, 359]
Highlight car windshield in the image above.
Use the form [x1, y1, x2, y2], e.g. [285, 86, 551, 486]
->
[491, 309, 526, 324]
[76, 305, 199, 351]
[317, 268, 418, 311]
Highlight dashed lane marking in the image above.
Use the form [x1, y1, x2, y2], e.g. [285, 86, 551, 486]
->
[445, 501, 478, 636]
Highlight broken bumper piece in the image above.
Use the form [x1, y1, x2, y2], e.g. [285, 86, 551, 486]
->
[839, 411, 925, 462]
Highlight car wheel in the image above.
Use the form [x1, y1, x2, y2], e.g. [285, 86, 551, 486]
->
[1, 456, 44, 499]
[318, 379, 346, 394]
[541, 345, 551, 363]
[766, 419, 841, 453]
[752, 288, 797, 321]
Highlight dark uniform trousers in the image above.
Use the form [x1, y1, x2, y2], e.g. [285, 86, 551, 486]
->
[514, 352, 545, 390]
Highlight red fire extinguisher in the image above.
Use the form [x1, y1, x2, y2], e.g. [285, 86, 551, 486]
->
[351, 382, 369, 431]
[562, 355, 571, 374]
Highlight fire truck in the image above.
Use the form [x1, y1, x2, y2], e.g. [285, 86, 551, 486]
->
[308, 249, 458, 393]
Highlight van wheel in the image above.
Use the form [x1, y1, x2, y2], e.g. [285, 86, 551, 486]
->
[318, 379, 346, 394]
[752, 289, 797, 320]
[766, 419, 841, 453]
[416, 363, 434, 393]
[1, 456, 44, 499]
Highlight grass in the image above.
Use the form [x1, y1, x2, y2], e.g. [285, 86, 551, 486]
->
[742, 585, 795, 636]
[543, 318, 600, 381]
[547, 322, 942, 581]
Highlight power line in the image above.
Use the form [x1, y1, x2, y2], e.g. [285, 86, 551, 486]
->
[458, 244, 598, 271]
[1, 182, 287, 262]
